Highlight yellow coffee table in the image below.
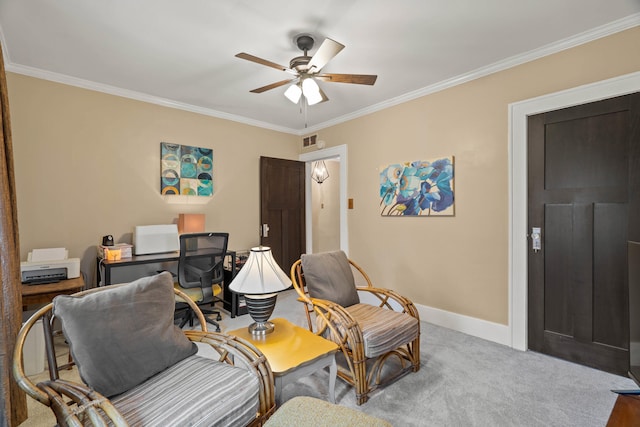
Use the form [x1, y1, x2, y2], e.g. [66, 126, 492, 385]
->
[228, 317, 338, 405]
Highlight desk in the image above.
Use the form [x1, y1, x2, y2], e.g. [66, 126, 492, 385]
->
[228, 318, 338, 405]
[21, 276, 85, 308]
[97, 251, 245, 316]
[97, 252, 180, 285]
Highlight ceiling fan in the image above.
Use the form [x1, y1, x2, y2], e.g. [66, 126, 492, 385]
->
[235, 34, 377, 106]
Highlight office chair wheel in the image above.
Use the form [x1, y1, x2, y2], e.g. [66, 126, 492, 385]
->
[215, 325, 221, 332]
[216, 314, 222, 321]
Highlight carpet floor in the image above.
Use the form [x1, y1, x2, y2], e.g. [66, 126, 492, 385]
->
[19, 289, 636, 426]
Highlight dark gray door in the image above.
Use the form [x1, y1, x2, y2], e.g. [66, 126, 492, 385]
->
[259, 156, 305, 272]
[528, 92, 640, 375]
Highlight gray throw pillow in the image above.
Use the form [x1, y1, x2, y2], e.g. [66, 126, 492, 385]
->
[53, 271, 197, 397]
[301, 251, 360, 307]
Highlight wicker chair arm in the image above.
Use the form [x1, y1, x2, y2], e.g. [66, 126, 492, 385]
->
[184, 330, 276, 423]
[356, 286, 420, 320]
[13, 303, 54, 405]
[305, 296, 366, 370]
[38, 379, 128, 427]
[307, 296, 360, 335]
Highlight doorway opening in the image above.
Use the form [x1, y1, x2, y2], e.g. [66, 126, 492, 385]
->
[299, 144, 348, 255]
[311, 158, 340, 253]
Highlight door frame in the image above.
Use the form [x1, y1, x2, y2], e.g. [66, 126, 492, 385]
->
[509, 71, 640, 351]
[299, 144, 348, 255]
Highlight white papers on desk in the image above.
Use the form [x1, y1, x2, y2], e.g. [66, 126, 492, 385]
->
[28, 248, 68, 262]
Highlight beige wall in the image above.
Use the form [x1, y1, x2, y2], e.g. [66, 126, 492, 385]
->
[310, 27, 640, 325]
[6, 27, 639, 325]
[6, 74, 298, 283]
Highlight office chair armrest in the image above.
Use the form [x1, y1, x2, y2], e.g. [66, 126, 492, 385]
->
[202, 259, 225, 282]
[183, 260, 224, 288]
[356, 287, 420, 320]
[184, 330, 276, 423]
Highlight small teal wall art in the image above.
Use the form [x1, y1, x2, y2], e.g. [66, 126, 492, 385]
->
[379, 156, 455, 216]
[160, 142, 213, 196]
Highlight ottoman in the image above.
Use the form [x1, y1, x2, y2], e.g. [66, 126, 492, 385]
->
[264, 396, 392, 427]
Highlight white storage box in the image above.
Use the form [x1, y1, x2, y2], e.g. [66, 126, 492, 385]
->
[133, 224, 179, 255]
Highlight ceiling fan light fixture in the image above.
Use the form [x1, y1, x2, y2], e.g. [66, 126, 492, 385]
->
[302, 78, 322, 105]
[284, 83, 302, 104]
[238, 35, 377, 110]
[306, 91, 323, 106]
[302, 77, 319, 94]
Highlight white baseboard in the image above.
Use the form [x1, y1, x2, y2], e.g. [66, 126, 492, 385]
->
[416, 303, 512, 348]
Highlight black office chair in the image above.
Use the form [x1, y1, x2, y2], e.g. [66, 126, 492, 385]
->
[174, 232, 228, 332]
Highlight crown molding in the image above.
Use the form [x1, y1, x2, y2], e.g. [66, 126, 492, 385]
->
[5, 62, 299, 135]
[303, 14, 640, 134]
[4, 13, 638, 136]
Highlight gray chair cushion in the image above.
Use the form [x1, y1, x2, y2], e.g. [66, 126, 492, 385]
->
[301, 251, 360, 307]
[112, 355, 260, 427]
[53, 272, 197, 397]
[345, 303, 420, 358]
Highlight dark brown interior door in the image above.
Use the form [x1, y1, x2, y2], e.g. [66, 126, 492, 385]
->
[528, 92, 640, 376]
[260, 156, 305, 272]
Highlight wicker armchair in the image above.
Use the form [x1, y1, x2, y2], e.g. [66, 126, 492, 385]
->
[290, 251, 420, 405]
[13, 273, 275, 427]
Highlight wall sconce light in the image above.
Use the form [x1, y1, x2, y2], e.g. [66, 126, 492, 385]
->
[311, 161, 330, 184]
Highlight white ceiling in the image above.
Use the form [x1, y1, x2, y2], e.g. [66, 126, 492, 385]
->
[1, 1, 639, 134]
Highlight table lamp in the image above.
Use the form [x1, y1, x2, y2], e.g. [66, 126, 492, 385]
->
[178, 213, 205, 234]
[228, 246, 292, 335]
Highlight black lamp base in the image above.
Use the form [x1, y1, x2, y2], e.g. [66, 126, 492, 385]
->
[244, 294, 278, 336]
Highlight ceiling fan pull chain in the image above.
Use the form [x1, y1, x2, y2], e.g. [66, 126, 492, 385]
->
[304, 98, 308, 128]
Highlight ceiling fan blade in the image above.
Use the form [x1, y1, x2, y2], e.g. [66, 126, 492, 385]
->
[235, 52, 293, 73]
[249, 78, 297, 94]
[307, 38, 345, 72]
[316, 73, 378, 85]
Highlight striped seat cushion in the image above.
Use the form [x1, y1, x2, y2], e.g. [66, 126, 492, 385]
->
[111, 355, 259, 427]
[344, 304, 420, 358]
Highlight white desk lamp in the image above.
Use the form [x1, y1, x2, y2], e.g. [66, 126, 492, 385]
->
[228, 246, 292, 335]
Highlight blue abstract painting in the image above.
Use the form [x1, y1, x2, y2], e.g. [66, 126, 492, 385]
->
[379, 156, 455, 216]
[161, 142, 213, 196]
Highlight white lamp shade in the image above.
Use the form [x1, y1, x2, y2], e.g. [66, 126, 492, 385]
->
[284, 84, 302, 104]
[228, 246, 292, 295]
